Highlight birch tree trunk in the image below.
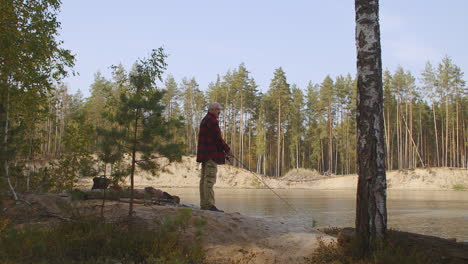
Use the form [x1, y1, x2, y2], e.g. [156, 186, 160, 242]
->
[4, 88, 18, 201]
[129, 108, 140, 216]
[355, 0, 387, 253]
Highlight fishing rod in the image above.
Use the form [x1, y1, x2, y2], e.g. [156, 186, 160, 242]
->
[229, 155, 299, 214]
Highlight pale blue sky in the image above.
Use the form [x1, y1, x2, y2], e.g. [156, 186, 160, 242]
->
[58, 0, 468, 97]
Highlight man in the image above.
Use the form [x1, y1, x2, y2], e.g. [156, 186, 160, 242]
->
[196, 102, 232, 212]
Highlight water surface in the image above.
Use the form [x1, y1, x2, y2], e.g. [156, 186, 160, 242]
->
[166, 188, 468, 241]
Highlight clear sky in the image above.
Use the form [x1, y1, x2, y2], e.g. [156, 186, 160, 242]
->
[58, 0, 468, 97]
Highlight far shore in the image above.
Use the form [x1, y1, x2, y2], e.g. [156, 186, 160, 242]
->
[78, 156, 467, 191]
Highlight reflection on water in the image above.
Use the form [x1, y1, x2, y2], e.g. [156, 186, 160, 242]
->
[167, 188, 468, 241]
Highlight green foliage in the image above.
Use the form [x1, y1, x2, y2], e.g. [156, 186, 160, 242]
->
[0, 215, 204, 264]
[83, 72, 115, 133]
[162, 208, 193, 232]
[1, 0, 466, 189]
[0, 0, 75, 198]
[451, 184, 466, 191]
[28, 155, 97, 193]
[250, 177, 261, 187]
[266, 67, 292, 123]
[0, 0, 75, 146]
[109, 48, 183, 165]
[288, 85, 305, 168]
[93, 48, 184, 214]
[0, 0, 75, 89]
[162, 74, 182, 121]
[63, 113, 94, 156]
[255, 100, 267, 156]
[180, 77, 206, 154]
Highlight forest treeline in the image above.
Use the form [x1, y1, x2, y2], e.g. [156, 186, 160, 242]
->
[1, 1, 466, 197]
[20, 57, 468, 179]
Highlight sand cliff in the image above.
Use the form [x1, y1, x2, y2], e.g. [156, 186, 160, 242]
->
[79, 156, 467, 191]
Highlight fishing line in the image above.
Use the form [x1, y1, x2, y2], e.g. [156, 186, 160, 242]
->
[229, 155, 299, 214]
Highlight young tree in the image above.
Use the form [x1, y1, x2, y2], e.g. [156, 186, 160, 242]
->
[106, 48, 183, 216]
[354, 0, 387, 254]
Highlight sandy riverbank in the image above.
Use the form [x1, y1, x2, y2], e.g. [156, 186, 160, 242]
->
[78, 156, 467, 191]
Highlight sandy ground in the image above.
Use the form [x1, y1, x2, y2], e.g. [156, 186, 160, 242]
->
[4, 193, 334, 264]
[78, 156, 468, 191]
[8, 157, 467, 263]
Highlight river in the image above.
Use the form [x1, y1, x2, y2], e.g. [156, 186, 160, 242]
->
[166, 188, 468, 241]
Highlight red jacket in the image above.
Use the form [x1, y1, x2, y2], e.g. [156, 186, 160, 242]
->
[196, 112, 230, 164]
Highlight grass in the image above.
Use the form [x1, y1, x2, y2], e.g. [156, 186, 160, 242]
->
[451, 184, 466, 191]
[282, 168, 322, 180]
[0, 209, 205, 264]
[308, 237, 435, 264]
[310, 229, 453, 264]
[250, 177, 261, 187]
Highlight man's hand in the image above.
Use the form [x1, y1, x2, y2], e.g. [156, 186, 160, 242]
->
[226, 150, 233, 159]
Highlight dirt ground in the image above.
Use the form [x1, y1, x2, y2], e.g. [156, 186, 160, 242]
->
[7, 157, 466, 263]
[2, 193, 334, 264]
[3, 192, 467, 263]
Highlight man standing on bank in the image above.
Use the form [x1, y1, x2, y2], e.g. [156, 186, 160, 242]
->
[196, 102, 232, 212]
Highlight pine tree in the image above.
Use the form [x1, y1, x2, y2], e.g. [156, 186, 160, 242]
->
[421, 62, 440, 167]
[232, 64, 258, 167]
[288, 85, 305, 169]
[305, 82, 322, 171]
[162, 74, 181, 121]
[103, 48, 183, 216]
[435, 56, 465, 167]
[255, 96, 267, 174]
[181, 77, 205, 154]
[319, 75, 335, 174]
[266, 68, 292, 177]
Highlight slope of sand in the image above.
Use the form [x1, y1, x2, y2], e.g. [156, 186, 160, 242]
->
[78, 156, 468, 191]
[4, 193, 334, 264]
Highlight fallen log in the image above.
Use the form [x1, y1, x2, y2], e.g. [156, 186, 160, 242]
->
[71, 187, 180, 205]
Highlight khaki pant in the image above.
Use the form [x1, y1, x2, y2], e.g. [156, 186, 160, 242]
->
[200, 160, 217, 209]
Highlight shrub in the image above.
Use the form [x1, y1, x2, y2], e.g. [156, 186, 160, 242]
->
[0, 210, 204, 263]
[452, 184, 466, 191]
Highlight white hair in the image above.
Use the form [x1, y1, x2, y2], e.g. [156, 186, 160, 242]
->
[208, 102, 221, 111]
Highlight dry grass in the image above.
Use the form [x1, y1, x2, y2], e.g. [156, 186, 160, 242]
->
[308, 228, 467, 264]
[282, 168, 324, 181]
[0, 209, 205, 264]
